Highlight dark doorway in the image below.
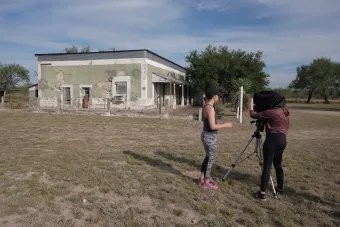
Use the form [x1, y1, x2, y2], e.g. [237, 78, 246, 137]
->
[63, 87, 71, 105]
[82, 87, 91, 108]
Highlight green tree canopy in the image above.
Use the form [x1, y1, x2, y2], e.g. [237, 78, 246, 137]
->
[64, 45, 117, 53]
[185, 45, 270, 102]
[0, 62, 30, 105]
[289, 57, 340, 103]
[64, 45, 92, 53]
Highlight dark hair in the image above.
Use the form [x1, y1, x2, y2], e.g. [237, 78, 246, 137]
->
[205, 86, 219, 100]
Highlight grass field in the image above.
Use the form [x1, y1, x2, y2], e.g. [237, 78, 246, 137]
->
[286, 103, 340, 111]
[285, 99, 340, 104]
[0, 109, 339, 227]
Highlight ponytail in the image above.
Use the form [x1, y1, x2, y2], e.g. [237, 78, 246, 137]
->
[283, 108, 290, 117]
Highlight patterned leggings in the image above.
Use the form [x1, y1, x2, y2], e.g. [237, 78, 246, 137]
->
[200, 131, 217, 179]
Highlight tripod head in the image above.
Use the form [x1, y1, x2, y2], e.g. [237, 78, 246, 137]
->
[250, 119, 267, 132]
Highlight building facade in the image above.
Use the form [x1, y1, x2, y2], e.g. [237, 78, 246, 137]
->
[35, 49, 193, 110]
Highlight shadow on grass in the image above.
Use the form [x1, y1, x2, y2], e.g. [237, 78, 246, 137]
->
[153, 150, 258, 184]
[284, 187, 340, 225]
[283, 187, 340, 210]
[123, 150, 197, 184]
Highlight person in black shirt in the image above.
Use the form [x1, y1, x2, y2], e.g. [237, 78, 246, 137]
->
[199, 86, 233, 190]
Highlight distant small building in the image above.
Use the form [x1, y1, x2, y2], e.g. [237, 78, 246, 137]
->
[34, 49, 193, 110]
[28, 84, 38, 108]
[0, 84, 20, 104]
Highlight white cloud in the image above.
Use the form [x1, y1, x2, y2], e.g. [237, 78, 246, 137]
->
[0, 0, 340, 87]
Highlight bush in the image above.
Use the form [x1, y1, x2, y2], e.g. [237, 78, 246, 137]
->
[214, 102, 225, 113]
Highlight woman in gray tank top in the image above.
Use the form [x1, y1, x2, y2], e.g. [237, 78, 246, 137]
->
[199, 86, 233, 190]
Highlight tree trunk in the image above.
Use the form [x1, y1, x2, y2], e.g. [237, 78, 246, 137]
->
[1, 91, 7, 107]
[323, 94, 329, 104]
[306, 89, 313, 103]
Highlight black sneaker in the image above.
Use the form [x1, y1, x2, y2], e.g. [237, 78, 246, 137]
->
[255, 191, 266, 201]
[275, 187, 283, 195]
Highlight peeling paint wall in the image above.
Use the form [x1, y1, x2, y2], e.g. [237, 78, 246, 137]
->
[39, 64, 141, 108]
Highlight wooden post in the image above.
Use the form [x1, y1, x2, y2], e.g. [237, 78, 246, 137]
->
[181, 84, 184, 106]
[36, 97, 40, 110]
[76, 98, 78, 114]
[169, 83, 172, 111]
[165, 99, 169, 113]
[199, 108, 202, 121]
[240, 86, 243, 123]
[186, 85, 189, 105]
[158, 83, 161, 114]
[107, 98, 111, 112]
[173, 83, 176, 109]
[57, 92, 62, 114]
[158, 95, 162, 114]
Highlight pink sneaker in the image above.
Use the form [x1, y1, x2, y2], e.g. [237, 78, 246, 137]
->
[202, 182, 219, 190]
[199, 177, 204, 184]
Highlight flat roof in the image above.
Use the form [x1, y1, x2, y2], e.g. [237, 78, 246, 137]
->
[34, 49, 187, 72]
[27, 83, 38, 88]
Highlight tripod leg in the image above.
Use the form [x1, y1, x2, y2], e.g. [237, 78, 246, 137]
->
[256, 138, 263, 166]
[222, 137, 254, 180]
[269, 175, 277, 198]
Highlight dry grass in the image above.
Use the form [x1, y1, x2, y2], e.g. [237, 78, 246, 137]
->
[287, 103, 340, 111]
[286, 98, 340, 104]
[2, 93, 28, 109]
[0, 108, 339, 226]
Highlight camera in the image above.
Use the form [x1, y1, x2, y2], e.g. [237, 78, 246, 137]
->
[252, 90, 286, 132]
[253, 90, 285, 112]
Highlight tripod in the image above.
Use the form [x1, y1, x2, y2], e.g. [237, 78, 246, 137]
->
[222, 127, 278, 198]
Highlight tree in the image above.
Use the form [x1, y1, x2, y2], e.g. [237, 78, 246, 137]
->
[0, 62, 30, 106]
[229, 77, 254, 110]
[289, 58, 340, 103]
[99, 48, 116, 52]
[64, 45, 117, 53]
[64, 45, 92, 53]
[64, 45, 79, 53]
[185, 45, 270, 103]
[289, 64, 314, 103]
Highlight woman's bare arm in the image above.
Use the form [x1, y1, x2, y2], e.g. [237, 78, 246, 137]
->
[206, 105, 232, 130]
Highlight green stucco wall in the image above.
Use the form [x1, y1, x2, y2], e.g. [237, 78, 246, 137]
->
[40, 64, 141, 101]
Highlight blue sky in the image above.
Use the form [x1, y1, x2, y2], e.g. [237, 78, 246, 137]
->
[1, 0, 340, 88]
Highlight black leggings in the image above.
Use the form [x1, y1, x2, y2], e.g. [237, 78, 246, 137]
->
[261, 133, 287, 192]
[201, 156, 208, 176]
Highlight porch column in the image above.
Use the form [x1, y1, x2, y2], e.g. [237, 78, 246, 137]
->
[173, 83, 176, 109]
[186, 85, 189, 106]
[181, 84, 184, 106]
[169, 83, 172, 110]
[190, 86, 194, 106]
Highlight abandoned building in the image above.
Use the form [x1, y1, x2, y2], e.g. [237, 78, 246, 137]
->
[34, 49, 193, 110]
